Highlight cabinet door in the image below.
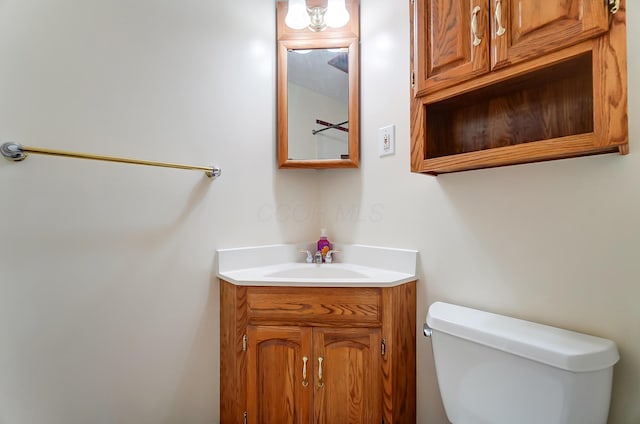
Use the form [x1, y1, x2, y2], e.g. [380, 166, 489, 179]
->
[414, 0, 489, 94]
[247, 326, 313, 424]
[312, 328, 382, 424]
[491, 0, 609, 69]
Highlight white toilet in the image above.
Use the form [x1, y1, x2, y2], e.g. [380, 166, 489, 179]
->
[424, 302, 620, 424]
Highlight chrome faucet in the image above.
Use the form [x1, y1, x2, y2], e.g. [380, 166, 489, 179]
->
[299, 249, 313, 263]
[325, 250, 340, 263]
[314, 251, 323, 264]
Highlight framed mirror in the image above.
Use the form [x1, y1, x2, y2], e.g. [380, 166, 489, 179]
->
[276, 0, 360, 169]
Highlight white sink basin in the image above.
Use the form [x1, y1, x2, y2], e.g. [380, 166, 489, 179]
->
[265, 265, 369, 279]
[216, 244, 418, 287]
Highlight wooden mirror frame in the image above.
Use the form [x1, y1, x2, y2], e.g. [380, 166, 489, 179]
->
[276, 0, 360, 169]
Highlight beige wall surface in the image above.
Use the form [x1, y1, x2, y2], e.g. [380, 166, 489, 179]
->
[0, 0, 319, 422]
[0, 0, 637, 423]
[326, 1, 639, 423]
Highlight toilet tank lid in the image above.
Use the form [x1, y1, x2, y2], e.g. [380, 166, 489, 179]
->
[426, 302, 620, 372]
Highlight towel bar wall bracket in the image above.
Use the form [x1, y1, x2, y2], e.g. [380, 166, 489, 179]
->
[1, 142, 221, 179]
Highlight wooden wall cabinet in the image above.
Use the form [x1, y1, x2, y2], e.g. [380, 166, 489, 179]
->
[411, 0, 628, 174]
[220, 281, 416, 424]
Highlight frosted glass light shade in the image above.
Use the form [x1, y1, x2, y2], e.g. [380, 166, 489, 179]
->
[324, 0, 350, 28]
[285, 0, 310, 30]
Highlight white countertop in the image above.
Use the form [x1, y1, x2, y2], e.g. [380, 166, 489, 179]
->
[216, 244, 418, 287]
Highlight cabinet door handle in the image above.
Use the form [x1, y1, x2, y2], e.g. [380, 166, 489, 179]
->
[302, 356, 309, 387]
[317, 357, 324, 388]
[471, 6, 482, 47]
[495, 0, 506, 36]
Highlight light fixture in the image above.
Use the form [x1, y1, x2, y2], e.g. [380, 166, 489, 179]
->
[284, 0, 310, 30]
[324, 0, 350, 28]
[285, 0, 350, 32]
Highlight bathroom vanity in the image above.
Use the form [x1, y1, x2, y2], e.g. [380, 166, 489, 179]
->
[217, 244, 418, 424]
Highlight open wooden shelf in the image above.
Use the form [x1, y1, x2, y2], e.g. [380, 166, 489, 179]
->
[425, 54, 594, 159]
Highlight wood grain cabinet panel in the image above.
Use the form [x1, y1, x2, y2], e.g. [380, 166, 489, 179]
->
[220, 280, 416, 424]
[410, 0, 628, 174]
[247, 326, 312, 424]
[246, 287, 381, 326]
[491, 0, 609, 69]
[415, 0, 489, 94]
[313, 328, 381, 424]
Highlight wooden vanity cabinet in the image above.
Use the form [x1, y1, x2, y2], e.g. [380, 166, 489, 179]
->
[220, 280, 416, 424]
[411, 0, 628, 174]
[247, 326, 381, 423]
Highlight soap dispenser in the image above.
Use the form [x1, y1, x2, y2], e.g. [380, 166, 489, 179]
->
[317, 228, 332, 261]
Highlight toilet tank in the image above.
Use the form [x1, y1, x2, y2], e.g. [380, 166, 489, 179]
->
[425, 302, 619, 424]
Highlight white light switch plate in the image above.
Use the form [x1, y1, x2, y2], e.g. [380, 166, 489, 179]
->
[378, 124, 395, 157]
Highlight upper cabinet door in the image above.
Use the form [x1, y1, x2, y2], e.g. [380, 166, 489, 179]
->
[414, 0, 490, 95]
[491, 0, 610, 69]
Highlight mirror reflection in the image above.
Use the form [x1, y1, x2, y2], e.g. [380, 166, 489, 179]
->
[287, 48, 349, 161]
[276, 0, 359, 168]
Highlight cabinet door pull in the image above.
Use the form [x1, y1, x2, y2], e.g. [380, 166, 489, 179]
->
[471, 6, 482, 47]
[495, 0, 506, 36]
[609, 0, 620, 14]
[317, 357, 325, 388]
[302, 356, 309, 387]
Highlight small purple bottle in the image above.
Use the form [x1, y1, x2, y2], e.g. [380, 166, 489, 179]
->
[317, 228, 332, 261]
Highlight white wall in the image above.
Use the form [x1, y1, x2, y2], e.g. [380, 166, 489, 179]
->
[321, 1, 639, 423]
[0, 1, 638, 424]
[0, 1, 318, 423]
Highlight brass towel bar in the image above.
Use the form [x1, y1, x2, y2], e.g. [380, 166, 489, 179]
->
[1, 142, 221, 178]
